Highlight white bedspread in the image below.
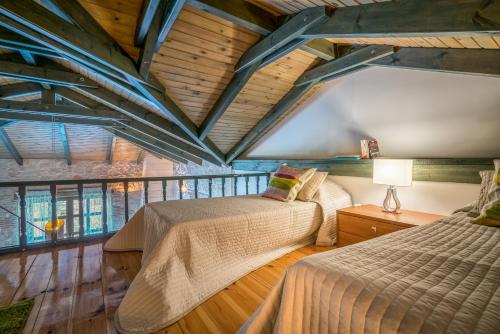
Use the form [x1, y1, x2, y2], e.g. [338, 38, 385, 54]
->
[104, 179, 352, 333]
[239, 211, 500, 334]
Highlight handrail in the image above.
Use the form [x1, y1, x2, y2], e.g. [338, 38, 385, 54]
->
[0, 172, 271, 254]
[0, 172, 268, 187]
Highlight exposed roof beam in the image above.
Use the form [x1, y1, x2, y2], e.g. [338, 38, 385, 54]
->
[0, 0, 226, 164]
[0, 120, 12, 128]
[0, 29, 62, 58]
[107, 128, 189, 165]
[0, 82, 41, 99]
[319, 65, 369, 84]
[226, 81, 318, 164]
[301, 0, 500, 39]
[38, 0, 74, 24]
[0, 99, 128, 120]
[19, 50, 36, 65]
[106, 135, 116, 164]
[59, 123, 71, 165]
[0, 0, 147, 85]
[295, 45, 395, 86]
[370, 47, 500, 78]
[235, 6, 328, 72]
[55, 88, 221, 166]
[258, 39, 308, 69]
[41, 88, 55, 104]
[138, 1, 164, 79]
[43, 0, 117, 45]
[187, 0, 336, 61]
[198, 60, 262, 140]
[0, 59, 97, 88]
[135, 0, 161, 46]
[113, 126, 203, 165]
[155, 0, 186, 51]
[0, 110, 116, 126]
[0, 127, 22, 165]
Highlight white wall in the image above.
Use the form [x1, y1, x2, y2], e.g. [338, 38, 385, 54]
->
[142, 156, 175, 202]
[331, 176, 480, 216]
[246, 66, 500, 159]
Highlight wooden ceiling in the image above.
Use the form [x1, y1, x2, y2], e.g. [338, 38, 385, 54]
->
[0, 0, 498, 166]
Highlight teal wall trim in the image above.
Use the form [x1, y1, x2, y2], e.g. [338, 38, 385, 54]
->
[232, 159, 496, 184]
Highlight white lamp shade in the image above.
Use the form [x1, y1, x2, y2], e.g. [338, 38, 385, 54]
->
[373, 159, 413, 186]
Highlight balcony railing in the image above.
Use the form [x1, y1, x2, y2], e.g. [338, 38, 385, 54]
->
[0, 172, 269, 254]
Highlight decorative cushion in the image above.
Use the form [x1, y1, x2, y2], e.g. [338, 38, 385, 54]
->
[297, 171, 328, 202]
[473, 170, 496, 214]
[473, 160, 500, 227]
[262, 165, 316, 202]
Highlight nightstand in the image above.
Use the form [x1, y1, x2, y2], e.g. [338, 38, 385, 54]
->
[336, 204, 445, 247]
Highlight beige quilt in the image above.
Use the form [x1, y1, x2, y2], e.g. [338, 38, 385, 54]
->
[105, 179, 352, 333]
[239, 211, 500, 334]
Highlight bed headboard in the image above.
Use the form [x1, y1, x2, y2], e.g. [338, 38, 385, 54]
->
[232, 159, 495, 184]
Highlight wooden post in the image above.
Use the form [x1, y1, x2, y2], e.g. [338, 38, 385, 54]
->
[124, 181, 129, 223]
[178, 179, 183, 200]
[162, 179, 167, 201]
[221, 177, 225, 197]
[77, 183, 84, 239]
[208, 178, 213, 198]
[245, 176, 249, 195]
[144, 180, 149, 204]
[101, 182, 108, 234]
[233, 176, 238, 196]
[256, 176, 260, 194]
[50, 184, 57, 243]
[18, 185, 27, 248]
[194, 179, 198, 199]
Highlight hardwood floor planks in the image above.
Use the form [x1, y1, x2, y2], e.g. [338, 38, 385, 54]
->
[0, 241, 333, 333]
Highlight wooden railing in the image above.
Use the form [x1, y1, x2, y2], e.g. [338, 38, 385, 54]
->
[0, 172, 269, 254]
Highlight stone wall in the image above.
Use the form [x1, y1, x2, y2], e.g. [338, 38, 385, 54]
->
[0, 159, 144, 247]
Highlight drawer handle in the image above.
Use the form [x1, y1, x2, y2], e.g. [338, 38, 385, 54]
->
[370, 226, 377, 235]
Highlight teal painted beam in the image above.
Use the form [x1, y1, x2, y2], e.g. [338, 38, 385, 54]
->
[302, 0, 500, 39]
[296, 45, 394, 86]
[232, 159, 496, 184]
[235, 6, 329, 72]
[225, 81, 318, 164]
[0, 128, 22, 165]
[155, 0, 186, 51]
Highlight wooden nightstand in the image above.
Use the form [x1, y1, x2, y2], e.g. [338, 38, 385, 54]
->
[337, 204, 445, 247]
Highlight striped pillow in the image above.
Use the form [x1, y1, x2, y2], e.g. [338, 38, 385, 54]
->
[473, 160, 500, 227]
[297, 171, 328, 202]
[262, 165, 316, 202]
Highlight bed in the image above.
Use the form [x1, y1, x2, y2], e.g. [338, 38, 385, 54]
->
[104, 178, 352, 333]
[239, 207, 500, 334]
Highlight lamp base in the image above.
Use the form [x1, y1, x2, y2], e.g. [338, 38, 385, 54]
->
[382, 186, 401, 214]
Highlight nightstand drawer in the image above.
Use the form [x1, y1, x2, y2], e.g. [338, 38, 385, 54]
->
[338, 214, 405, 239]
[337, 231, 366, 247]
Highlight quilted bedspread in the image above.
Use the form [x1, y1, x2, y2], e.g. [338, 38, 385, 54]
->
[239, 211, 500, 334]
[105, 179, 352, 333]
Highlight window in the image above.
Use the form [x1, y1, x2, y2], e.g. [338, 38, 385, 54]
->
[23, 189, 112, 243]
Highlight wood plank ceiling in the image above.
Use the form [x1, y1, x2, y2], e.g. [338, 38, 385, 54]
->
[0, 0, 499, 165]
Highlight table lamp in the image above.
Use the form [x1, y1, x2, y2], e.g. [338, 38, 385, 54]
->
[373, 159, 413, 213]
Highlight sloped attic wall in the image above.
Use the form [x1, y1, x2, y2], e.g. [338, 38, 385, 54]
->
[245, 66, 500, 159]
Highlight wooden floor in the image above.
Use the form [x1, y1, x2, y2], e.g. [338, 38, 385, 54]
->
[0, 241, 334, 334]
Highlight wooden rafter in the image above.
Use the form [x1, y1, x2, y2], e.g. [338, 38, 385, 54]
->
[55, 88, 220, 165]
[155, 0, 186, 51]
[0, 82, 41, 99]
[0, 100, 128, 120]
[0, 110, 116, 126]
[369, 48, 500, 78]
[0, 59, 96, 87]
[226, 81, 318, 164]
[0, 127, 22, 165]
[235, 6, 328, 72]
[107, 128, 188, 165]
[187, 0, 336, 61]
[0, 28, 61, 58]
[295, 45, 395, 86]
[135, 0, 161, 46]
[302, 0, 500, 39]
[0, 0, 226, 164]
